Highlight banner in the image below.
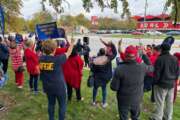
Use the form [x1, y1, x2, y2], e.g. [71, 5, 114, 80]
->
[36, 22, 62, 40]
[0, 5, 5, 36]
[137, 21, 180, 30]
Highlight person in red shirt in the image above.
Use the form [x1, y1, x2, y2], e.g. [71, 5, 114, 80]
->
[173, 52, 180, 102]
[148, 45, 161, 102]
[55, 38, 70, 55]
[6, 39, 24, 89]
[63, 46, 84, 101]
[24, 40, 40, 93]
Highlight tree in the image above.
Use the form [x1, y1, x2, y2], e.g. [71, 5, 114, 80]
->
[27, 10, 54, 32]
[165, 0, 180, 23]
[42, 0, 130, 18]
[97, 17, 137, 30]
[58, 14, 91, 29]
[74, 14, 91, 28]
[58, 15, 76, 27]
[42, 0, 179, 21]
[7, 16, 27, 32]
[0, 0, 22, 16]
[0, 0, 23, 32]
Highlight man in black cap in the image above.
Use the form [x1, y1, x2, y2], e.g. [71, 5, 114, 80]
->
[150, 37, 179, 120]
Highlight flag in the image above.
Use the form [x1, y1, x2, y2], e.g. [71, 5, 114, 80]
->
[0, 5, 5, 36]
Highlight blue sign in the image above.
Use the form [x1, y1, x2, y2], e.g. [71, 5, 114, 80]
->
[15, 33, 23, 44]
[0, 5, 5, 36]
[36, 22, 61, 41]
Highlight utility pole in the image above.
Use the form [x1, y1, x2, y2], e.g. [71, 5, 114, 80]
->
[144, 0, 148, 32]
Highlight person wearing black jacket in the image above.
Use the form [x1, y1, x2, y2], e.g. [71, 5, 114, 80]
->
[83, 42, 90, 67]
[150, 41, 179, 120]
[111, 45, 153, 120]
[0, 37, 9, 74]
[91, 42, 117, 108]
[76, 39, 83, 55]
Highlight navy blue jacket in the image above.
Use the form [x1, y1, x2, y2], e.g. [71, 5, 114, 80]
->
[0, 44, 9, 60]
[40, 54, 67, 96]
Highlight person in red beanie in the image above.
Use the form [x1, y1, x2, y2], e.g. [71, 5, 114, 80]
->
[24, 40, 40, 93]
[111, 45, 153, 120]
[63, 46, 84, 101]
[118, 40, 142, 64]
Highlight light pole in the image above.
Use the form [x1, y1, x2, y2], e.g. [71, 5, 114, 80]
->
[144, 0, 148, 32]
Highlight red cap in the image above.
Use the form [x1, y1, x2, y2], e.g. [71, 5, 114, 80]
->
[125, 45, 138, 58]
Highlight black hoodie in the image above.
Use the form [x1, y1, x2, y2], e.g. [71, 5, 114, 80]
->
[154, 51, 179, 89]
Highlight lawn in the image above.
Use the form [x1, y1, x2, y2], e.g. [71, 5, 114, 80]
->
[110, 34, 180, 40]
[0, 65, 180, 120]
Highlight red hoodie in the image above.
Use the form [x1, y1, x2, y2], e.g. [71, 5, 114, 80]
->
[55, 47, 84, 88]
[24, 48, 39, 75]
[63, 55, 84, 89]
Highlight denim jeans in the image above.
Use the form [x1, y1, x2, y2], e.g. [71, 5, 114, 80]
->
[47, 94, 66, 120]
[29, 74, 38, 92]
[93, 82, 107, 104]
[118, 105, 140, 120]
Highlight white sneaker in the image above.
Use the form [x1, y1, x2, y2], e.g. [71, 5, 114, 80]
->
[77, 97, 84, 102]
[102, 103, 108, 108]
[0, 104, 5, 111]
[92, 102, 96, 106]
[81, 97, 84, 101]
[17, 86, 23, 89]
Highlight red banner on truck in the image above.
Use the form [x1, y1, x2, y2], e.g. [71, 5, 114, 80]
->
[137, 21, 180, 30]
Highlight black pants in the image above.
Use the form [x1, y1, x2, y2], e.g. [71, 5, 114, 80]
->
[29, 74, 39, 92]
[67, 84, 81, 101]
[118, 104, 140, 120]
[0, 59, 8, 74]
[151, 85, 155, 103]
[84, 55, 89, 67]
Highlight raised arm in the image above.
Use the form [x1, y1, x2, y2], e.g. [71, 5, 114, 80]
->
[65, 38, 75, 58]
[4, 39, 10, 47]
[65, 35, 70, 48]
[118, 39, 123, 53]
[100, 38, 108, 46]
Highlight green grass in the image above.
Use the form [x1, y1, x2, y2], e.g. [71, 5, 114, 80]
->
[0, 65, 180, 120]
[111, 34, 180, 40]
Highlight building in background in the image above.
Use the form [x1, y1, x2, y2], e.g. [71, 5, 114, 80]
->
[132, 14, 180, 31]
[91, 16, 99, 26]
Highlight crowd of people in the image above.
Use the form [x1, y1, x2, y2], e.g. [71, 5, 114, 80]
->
[0, 32, 179, 120]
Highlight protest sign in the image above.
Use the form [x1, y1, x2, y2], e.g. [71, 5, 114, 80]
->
[36, 22, 64, 40]
[15, 33, 23, 44]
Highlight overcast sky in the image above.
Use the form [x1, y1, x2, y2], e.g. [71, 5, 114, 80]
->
[21, 0, 170, 19]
